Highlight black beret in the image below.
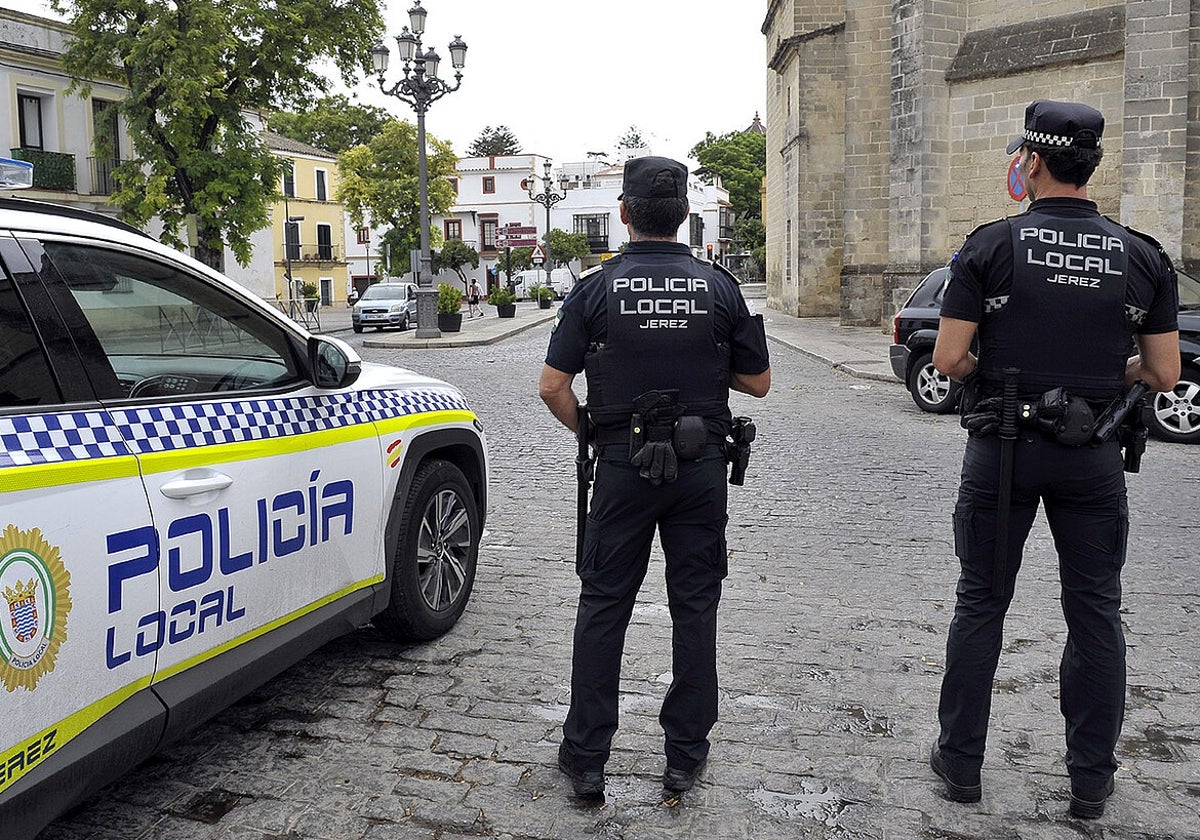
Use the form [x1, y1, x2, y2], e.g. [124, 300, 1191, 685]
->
[1006, 99, 1104, 155]
[619, 156, 688, 200]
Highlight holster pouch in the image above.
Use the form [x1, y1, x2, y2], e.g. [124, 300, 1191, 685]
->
[672, 415, 708, 460]
[1034, 387, 1095, 446]
[628, 412, 645, 452]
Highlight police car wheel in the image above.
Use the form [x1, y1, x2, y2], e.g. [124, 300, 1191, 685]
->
[907, 351, 960, 414]
[375, 459, 479, 641]
[1147, 364, 1200, 444]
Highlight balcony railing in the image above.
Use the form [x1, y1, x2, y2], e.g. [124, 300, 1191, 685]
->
[586, 235, 609, 254]
[283, 243, 343, 262]
[10, 148, 76, 191]
[89, 157, 123, 196]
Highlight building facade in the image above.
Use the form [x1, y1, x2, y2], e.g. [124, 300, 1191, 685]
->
[763, 0, 1198, 328]
[266, 132, 350, 307]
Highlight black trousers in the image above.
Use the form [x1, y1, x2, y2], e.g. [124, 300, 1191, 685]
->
[562, 445, 728, 773]
[937, 432, 1128, 788]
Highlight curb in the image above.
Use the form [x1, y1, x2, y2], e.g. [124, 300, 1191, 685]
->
[361, 311, 557, 349]
[765, 334, 902, 383]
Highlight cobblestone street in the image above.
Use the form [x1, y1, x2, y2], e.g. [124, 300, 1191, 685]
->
[41, 325, 1200, 840]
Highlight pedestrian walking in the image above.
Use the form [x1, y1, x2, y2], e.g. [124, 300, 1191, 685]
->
[928, 100, 1180, 819]
[538, 156, 771, 801]
[467, 278, 483, 317]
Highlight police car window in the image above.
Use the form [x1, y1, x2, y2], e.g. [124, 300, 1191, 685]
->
[41, 243, 302, 399]
[0, 270, 61, 407]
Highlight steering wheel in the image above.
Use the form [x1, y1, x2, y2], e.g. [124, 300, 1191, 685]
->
[213, 362, 261, 393]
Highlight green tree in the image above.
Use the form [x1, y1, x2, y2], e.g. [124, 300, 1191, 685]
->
[466, 125, 522, 156]
[690, 130, 766, 221]
[53, 0, 384, 269]
[505, 246, 534, 275]
[269, 94, 389, 154]
[546, 229, 591, 272]
[617, 125, 646, 149]
[433, 239, 480, 289]
[338, 120, 458, 260]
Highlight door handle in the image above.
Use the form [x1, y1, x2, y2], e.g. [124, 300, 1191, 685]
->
[159, 470, 234, 499]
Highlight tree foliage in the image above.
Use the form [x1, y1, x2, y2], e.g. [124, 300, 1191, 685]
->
[467, 125, 522, 156]
[434, 239, 480, 288]
[337, 119, 458, 259]
[617, 126, 646, 149]
[690, 130, 766, 221]
[269, 94, 390, 154]
[546, 229, 591, 270]
[53, 0, 384, 268]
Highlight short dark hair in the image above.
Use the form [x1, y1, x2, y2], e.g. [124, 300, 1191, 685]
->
[622, 195, 689, 238]
[1026, 142, 1104, 188]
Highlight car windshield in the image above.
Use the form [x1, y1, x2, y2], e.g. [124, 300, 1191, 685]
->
[1178, 269, 1200, 310]
[361, 285, 407, 301]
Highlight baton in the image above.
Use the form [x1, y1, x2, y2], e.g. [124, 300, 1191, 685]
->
[575, 404, 594, 566]
[992, 368, 1020, 598]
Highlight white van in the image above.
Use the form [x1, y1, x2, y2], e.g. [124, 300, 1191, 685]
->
[509, 268, 575, 299]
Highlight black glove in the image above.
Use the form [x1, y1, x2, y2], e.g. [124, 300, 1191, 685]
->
[961, 396, 1002, 436]
[630, 390, 683, 485]
[630, 440, 678, 486]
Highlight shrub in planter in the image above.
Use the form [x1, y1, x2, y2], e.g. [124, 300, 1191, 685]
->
[299, 280, 319, 312]
[530, 284, 555, 308]
[437, 282, 464, 314]
[488, 285, 517, 318]
[436, 283, 464, 331]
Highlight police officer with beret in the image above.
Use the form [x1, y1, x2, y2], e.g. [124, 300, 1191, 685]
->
[929, 100, 1180, 819]
[539, 155, 771, 800]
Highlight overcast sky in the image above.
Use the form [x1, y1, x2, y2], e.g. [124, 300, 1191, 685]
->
[26, 0, 768, 166]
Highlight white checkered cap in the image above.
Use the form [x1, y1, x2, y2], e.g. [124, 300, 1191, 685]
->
[1005, 99, 1104, 155]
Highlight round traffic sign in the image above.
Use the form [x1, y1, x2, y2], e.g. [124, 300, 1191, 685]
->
[1007, 156, 1026, 202]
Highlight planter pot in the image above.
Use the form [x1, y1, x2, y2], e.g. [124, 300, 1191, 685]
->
[537, 297, 551, 309]
[305, 298, 319, 313]
[437, 312, 463, 332]
[496, 304, 516, 318]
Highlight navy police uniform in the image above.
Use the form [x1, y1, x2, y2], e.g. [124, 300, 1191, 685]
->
[546, 236, 768, 776]
[935, 102, 1179, 796]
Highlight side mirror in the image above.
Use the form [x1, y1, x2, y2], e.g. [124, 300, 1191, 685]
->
[308, 335, 362, 389]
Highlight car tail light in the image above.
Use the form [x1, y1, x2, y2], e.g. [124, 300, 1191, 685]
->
[892, 313, 901, 344]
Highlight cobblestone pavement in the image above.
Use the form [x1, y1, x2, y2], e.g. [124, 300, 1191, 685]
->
[40, 326, 1200, 840]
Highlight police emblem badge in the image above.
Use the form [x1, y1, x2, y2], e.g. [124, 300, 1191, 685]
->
[0, 525, 71, 692]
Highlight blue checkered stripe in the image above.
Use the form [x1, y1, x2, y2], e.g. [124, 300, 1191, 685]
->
[0, 410, 130, 469]
[1, 390, 470, 469]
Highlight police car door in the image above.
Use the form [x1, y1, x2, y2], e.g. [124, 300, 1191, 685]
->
[0, 236, 162, 801]
[34, 240, 384, 712]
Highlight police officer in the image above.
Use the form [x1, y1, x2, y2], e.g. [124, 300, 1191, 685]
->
[539, 156, 771, 799]
[929, 100, 1180, 819]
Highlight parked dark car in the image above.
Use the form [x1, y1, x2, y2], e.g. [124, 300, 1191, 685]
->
[890, 266, 1200, 444]
[890, 267, 960, 413]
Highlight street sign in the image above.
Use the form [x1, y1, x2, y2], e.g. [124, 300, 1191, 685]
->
[531, 244, 546, 265]
[1007, 156, 1026, 202]
[496, 224, 539, 248]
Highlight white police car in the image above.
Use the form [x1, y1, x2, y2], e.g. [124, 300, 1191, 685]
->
[0, 161, 487, 836]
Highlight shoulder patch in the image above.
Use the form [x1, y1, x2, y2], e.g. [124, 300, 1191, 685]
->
[578, 264, 605, 281]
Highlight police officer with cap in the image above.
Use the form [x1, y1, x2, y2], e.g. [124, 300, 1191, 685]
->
[539, 155, 771, 800]
[929, 100, 1180, 818]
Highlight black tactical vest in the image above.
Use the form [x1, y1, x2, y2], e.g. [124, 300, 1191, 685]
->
[584, 252, 730, 426]
[978, 211, 1131, 401]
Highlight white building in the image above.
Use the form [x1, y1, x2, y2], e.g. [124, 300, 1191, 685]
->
[385, 153, 736, 292]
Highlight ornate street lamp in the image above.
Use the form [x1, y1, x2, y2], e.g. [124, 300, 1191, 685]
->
[527, 160, 569, 283]
[371, 3, 467, 338]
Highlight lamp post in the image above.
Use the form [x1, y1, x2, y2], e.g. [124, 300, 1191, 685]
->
[282, 193, 304, 302]
[371, 3, 467, 338]
[527, 160, 569, 285]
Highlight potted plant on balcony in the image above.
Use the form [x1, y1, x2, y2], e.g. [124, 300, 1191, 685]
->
[529, 284, 555, 309]
[488, 284, 517, 318]
[298, 280, 319, 312]
[437, 282, 464, 332]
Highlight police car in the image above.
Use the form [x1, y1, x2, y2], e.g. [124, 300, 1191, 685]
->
[0, 159, 487, 836]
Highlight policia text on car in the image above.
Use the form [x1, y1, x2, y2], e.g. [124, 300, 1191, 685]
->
[927, 100, 1181, 821]
[538, 156, 770, 802]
